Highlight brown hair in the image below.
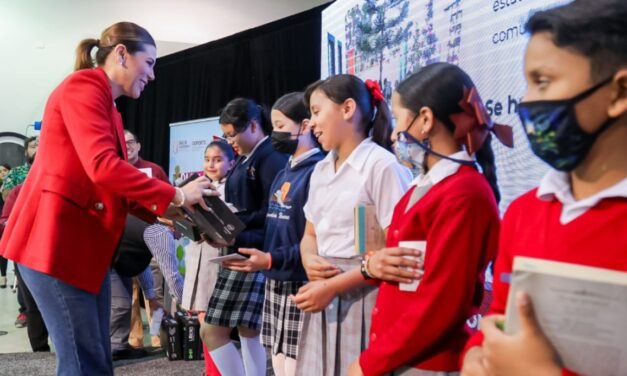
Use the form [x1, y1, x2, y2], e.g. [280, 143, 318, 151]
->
[74, 22, 156, 71]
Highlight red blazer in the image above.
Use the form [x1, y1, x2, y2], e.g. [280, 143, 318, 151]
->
[0, 68, 175, 293]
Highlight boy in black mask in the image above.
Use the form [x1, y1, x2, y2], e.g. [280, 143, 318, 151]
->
[462, 1, 627, 375]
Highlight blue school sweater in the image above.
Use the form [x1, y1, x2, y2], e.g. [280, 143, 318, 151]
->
[225, 137, 288, 250]
[262, 150, 324, 281]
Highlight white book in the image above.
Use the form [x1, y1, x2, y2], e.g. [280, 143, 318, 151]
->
[505, 257, 627, 376]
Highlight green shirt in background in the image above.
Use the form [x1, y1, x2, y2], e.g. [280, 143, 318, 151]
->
[1, 163, 30, 200]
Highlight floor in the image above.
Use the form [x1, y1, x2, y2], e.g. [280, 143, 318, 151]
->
[0, 269, 207, 374]
[0, 270, 32, 354]
[0, 269, 274, 375]
[0, 268, 158, 353]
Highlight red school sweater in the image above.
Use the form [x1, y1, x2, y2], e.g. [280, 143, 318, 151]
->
[463, 189, 627, 376]
[360, 166, 500, 376]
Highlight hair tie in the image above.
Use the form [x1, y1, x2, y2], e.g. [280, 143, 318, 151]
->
[450, 86, 514, 153]
[95, 38, 101, 47]
[365, 79, 385, 108]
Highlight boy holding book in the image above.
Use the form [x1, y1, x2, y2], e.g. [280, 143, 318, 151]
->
[461, 1, 627, 375]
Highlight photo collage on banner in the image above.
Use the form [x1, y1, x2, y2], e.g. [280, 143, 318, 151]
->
[322, 0, 571, 214]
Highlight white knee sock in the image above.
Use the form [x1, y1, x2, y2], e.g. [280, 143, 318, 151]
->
[271, 353, 286, 376]
[284, 355, 297, 376]
[209, 342, 245, 376]
[240, 335, 267, 376]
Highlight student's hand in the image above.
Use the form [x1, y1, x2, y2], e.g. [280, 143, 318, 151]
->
[460, 347, 489, 376]
[367, 247, 423, 283]
[301, 253, 341, 281]
[347, 360, 364, 376]
[178, 176, 219, 211]
[222, 248, 270, 272]
[290, 280, 337, 313]
[479, 291, 562, 376]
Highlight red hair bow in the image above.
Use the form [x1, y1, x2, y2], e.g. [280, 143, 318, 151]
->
[450, 87, 514, 154]
[365, 79, 385, 106]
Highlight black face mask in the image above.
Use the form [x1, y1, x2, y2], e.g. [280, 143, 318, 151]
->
[518, 76, 617, 171]
[271, 130, 300, 154]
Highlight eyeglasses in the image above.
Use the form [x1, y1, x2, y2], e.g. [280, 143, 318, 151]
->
[222, 123, 251, 141]
[221, 131, 240, 141]
[125, 139, 138, 147]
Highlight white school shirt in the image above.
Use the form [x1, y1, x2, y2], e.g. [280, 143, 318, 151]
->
[537, 170, 627, 224]
[303, 138, 412, 258]
[290, 148, 321, 168]
[213, 178, 226, 199]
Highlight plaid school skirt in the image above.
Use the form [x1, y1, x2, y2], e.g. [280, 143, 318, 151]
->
[295, 256, 379, 376]
[261, 279, 306, 359]
[205, 266, 266, 330]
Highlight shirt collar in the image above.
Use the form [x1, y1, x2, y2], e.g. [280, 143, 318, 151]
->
[412, 151, 474, 187]
[243, 136, 269, 162]
[537, 169, 627, 205]
[320, 138, 376, 172]
[208, 176, 227, 185]
[290, 148, 321, 168]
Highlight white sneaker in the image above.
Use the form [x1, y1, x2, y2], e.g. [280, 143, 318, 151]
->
[0, 276, 7, 288]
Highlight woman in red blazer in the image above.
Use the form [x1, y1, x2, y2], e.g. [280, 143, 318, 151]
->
[0, 22, 212, 375]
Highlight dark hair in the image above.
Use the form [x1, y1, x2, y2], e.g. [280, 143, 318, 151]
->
[219, 98, 271, 135]
[526, 0, 627, 80]
[24, 136, 38, 149]
[74, 22, 156, 71]
[272, 92, 319, 144]
[0, 164, 11, 170]
[272, 92, 310, 123]
[205, 140, 235, 162]
[304, 75, 393, 151]
[396, 63, 501, 202]
[124, 129, 139, 143]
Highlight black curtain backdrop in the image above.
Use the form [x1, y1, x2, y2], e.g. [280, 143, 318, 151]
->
[117, 3, 329, 171]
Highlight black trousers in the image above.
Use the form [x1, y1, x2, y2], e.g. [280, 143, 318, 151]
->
[0, 256, 7, 277]
[14, 266, 50, 352]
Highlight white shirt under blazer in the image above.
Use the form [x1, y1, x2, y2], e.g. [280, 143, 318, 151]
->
[303, 138, 412, 259]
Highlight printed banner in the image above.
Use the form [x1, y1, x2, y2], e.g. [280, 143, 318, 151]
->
[322, 0, 571, 213]
[169, 117, 222, 186]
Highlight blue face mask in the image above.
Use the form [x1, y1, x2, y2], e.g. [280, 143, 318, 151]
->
[518, 76, 616, 171]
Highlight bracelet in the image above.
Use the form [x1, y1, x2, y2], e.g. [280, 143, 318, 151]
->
[173, 187, 185, 207]
[360, 258, 372, 280]
[360, 251, 375, 279]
